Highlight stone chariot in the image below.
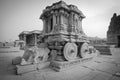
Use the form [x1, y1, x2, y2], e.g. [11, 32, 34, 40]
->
[39, 1, 96, 71]
[12, 1, 97, 74]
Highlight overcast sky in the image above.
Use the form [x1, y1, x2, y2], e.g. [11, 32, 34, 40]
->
[0, 0, 120, 42]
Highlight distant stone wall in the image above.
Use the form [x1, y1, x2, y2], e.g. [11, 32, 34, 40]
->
[19, 30, 42, 47]
[89, 40, 107, 45]
[0, 42, 14, 47]
[88, 37, 107, 45]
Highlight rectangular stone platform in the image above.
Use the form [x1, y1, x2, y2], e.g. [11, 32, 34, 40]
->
[50, 57, 93, 71]
[16, 62, 50, 75]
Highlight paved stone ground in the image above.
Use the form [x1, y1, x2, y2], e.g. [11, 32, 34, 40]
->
[0, 47, 120, 80]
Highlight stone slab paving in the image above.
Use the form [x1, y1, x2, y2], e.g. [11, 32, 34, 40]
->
[95, 62, 120, 74]
[0, 48, 120, 80]
[79, 70, 112, 80]
[0, 56, 120, 80]
[31, 64, 93, 80]
[110, 76, 120, 80]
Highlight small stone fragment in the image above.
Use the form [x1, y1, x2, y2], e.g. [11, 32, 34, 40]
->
[12, 56, 22, 65]
[114, 72, 120, 77]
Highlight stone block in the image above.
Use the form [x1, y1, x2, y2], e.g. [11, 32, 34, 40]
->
[37, 62, 50, 70]
[16, 62, 50, 75]
[12, 56, 22, 65]
[16, 64, 36, 75]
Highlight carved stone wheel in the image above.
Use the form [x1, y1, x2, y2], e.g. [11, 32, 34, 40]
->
[79, 43, 89, 58]
[63, 42, 78, 61]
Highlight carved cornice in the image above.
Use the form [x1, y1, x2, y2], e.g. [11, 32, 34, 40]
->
[40, 1, 85, 19]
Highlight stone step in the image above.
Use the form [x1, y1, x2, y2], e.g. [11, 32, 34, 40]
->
[94, 45, 112, 55]
[95, 49, 110, 52]
[100, 52, 112, 55]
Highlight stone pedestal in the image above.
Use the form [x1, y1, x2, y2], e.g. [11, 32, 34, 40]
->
[16, 62, 50, 75]
[94, 45, 112, 55]
[50, 57, 93, 71]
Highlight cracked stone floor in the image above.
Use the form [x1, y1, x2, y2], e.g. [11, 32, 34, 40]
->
[0, 47, 120, 80]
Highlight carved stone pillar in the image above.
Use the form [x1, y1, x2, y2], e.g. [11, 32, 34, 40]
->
[59, 9, 64, 25]
[43, 19, 46, 33]
[73, 13, 75, 26]
[24, 35, 26, 46]
[60, 14, 63, 25]
[46, 20, 48, 33]
[34, 34, 37, 46]
[76, 16, 82, 34]
[47, 19, 50, 33]
[57, 15, 59, 24]
[53, 14, 56, 28]
[69, 12, 74, 26]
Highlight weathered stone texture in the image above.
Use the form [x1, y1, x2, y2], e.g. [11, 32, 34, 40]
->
[14, 1, 99, 73]
[107, 13, 120, 47]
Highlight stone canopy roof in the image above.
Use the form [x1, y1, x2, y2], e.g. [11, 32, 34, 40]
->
[29, 30, 42, 34]
[19, 31, 30, 36]
[19, 30, 42, 36]
[40, 0, 85, 19]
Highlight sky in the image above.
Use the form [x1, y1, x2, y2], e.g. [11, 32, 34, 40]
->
[0, 0, 120, 42]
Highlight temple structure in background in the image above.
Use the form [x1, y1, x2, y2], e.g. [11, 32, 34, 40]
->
[107, 13, 120, 47]
[19, 31, 29, 47]
[19, 30, 42, 49]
